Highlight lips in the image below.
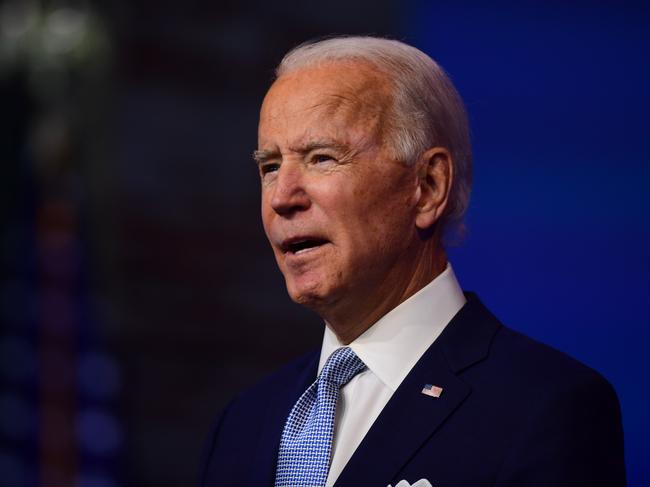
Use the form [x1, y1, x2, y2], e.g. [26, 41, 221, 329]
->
[280, 236, 329, 255]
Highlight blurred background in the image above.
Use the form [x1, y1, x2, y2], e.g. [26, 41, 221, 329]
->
[0, 0, 648, 485]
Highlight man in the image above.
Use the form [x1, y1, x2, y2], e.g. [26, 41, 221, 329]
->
[200, 36, 625, 487]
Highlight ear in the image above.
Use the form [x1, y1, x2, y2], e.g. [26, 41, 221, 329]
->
[414, 147, 453, 230]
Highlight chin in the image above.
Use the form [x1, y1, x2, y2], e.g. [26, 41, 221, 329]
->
[286, 282, 322, 307]
[285, 276, 336, 309]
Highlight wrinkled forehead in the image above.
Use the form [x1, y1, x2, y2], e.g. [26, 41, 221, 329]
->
[258, 60, 393, 146]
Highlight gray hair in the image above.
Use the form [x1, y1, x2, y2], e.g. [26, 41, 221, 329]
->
[276, 36, 472, 240]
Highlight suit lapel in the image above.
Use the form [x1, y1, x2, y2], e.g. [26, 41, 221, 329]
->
[334, 294, 501, 487]
[335, 347, 470, 487]
[251, 350, 320, 486]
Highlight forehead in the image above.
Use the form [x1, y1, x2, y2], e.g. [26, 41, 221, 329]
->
[258, 60, 393, 148]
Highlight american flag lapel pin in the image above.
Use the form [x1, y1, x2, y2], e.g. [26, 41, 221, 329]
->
[421, 383, 443, 398]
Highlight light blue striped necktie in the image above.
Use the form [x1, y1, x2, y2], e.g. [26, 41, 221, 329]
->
[275, 346, 367, 487]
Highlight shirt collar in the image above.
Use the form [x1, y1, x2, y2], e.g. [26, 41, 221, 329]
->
[319, 264, 466, 391]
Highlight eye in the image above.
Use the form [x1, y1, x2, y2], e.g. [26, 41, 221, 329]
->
[259, 162, 280, 176]
[312, 153, 335, 164]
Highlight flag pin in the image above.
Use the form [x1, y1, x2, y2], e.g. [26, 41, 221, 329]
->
[421, 384, 443, 398]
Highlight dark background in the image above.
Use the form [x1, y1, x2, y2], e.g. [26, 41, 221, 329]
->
[1, 0, 648, 486]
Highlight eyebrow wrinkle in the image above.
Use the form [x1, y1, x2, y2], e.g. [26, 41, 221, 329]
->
[253, 139, 353, 165]
[288, 139, 350, 155]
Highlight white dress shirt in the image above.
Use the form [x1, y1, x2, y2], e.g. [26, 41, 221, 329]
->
[319, 264, 466, 487]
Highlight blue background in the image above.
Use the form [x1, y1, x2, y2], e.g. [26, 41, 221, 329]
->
[404, 1, 649, 484]
[1, 1, 647, 485]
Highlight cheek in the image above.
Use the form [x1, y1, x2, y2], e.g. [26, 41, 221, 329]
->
[260, 197, 274, 235]
[345, 185, 416, 249]
[261, 212, 271, 237]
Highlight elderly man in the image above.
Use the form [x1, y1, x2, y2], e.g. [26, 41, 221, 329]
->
[200, 37, 625, 487]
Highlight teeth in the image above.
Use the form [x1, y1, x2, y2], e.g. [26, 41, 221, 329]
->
[292, 241, 313, 253]
[286, 239, 326, 254]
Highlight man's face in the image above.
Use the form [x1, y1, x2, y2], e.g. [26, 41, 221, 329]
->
[257, 61, 422, 316]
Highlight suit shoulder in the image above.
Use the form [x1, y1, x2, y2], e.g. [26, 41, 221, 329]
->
[206, 347, 318, 439]
[199, 349, 319, 486]
[490, 324, 617, 398]
[229, 348, 319, 408]
[457, 294, 616, 396]
[486, 328, 626, 485]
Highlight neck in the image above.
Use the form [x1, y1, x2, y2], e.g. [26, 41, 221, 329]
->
[321, 238, 448, 345]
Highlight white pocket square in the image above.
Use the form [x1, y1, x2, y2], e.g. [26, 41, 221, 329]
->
[388, 479, 433, 487]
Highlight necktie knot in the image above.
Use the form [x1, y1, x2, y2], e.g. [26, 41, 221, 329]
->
[319, 346, 366, 388]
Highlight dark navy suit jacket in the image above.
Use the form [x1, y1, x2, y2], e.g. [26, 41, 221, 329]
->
[200, 294, 626, 486]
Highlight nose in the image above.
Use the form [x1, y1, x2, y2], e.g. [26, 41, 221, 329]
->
[269, 162, 311, 216]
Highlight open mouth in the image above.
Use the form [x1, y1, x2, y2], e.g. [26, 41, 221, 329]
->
[283, 238, 329, 255]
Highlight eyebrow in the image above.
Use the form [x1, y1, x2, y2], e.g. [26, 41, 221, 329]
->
[252, 148, 279, 165]
[289, 139, 349, 154]
[253, 139, 350, 165]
